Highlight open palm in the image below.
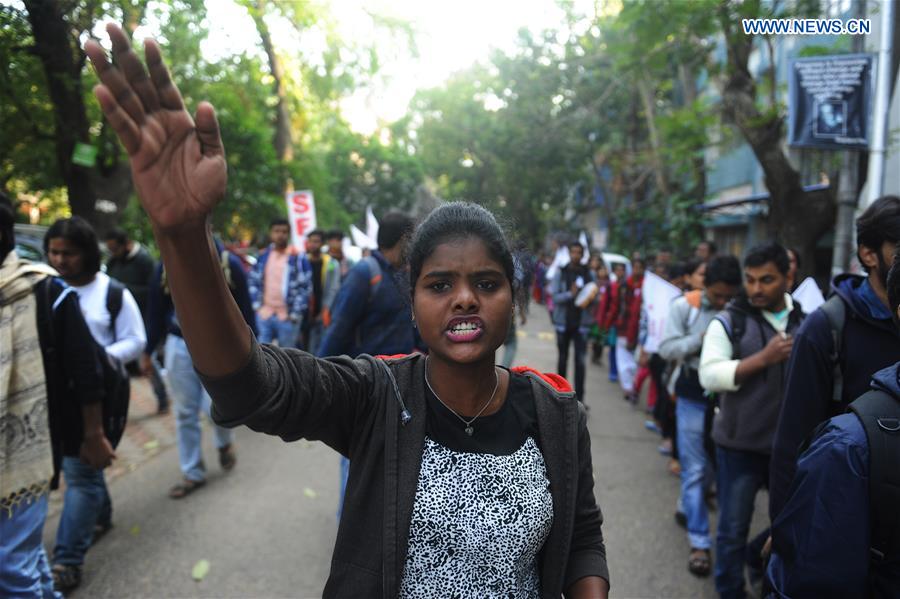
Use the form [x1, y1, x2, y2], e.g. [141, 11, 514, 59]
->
[85, 24, 226, 232]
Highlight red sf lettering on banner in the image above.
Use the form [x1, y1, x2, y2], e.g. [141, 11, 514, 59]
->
[292, 193, 311, 213]
[294, 216, 312, 236]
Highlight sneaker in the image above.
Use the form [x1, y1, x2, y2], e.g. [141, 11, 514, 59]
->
[644, 420, 660, 434]
[218, 444, 237, 471]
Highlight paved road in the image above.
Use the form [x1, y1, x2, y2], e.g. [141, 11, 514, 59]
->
[45, 314, 768, 598]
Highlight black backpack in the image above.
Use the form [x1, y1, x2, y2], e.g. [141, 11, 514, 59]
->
[45, 277, 130, 448]
[847, 389, 900, 594]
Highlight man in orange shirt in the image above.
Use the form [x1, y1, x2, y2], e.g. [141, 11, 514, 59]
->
[249, 219, 311, 348]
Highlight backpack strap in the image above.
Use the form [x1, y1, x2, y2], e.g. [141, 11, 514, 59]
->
[820, 295, 847, 405]
[106, 278, 125, 344]
[848, 389, 900, 565]
[715, 309, 747, 360]
[362, 256, 383, 293]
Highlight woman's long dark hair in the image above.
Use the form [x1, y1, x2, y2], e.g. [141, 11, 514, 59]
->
[44, 216, 102, 275]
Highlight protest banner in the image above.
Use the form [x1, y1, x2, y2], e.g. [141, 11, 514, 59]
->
[642, 272, 683, 354]
[286, 190, 317, 248]
[792, 277, 826, 314]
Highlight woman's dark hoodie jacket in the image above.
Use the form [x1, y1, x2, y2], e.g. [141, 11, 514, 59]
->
[202, 338, 609, 598]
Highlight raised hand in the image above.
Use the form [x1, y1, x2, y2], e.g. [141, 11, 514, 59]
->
[84, 24, 226, 233]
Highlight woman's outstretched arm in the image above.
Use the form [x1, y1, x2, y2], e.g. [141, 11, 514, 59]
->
[85, 23, 249, 376]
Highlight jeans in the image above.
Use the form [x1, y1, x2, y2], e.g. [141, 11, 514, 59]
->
[148, 351, 169, 411]
[53, 457, 111, 567]
[337, 456, 350, 521]
[715, 446, 769, 599]
[500, 321, 518, 368]
[165, 335, 233, 482]
[256, 314, 299, 348]
[676, 397, 712, 551]
[307, 319, 324, 356]
[615, 338, 637, 393]
[556, 327, 587, 401]
[0, 494, 61, 598]
[608, 334, 618, 382]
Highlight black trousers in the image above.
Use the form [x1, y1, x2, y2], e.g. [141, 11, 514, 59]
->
[557, 327, 587, 402]
[650, 353, 678, 455]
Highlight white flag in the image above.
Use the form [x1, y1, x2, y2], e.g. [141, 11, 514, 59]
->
[366, 206, 379, 245]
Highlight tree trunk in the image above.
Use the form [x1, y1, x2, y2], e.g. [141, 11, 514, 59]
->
[24, 0, 133, 235]
[636, 77, 670, 197]
[717, 7, 835, 279]
[249, 0, 294, 163]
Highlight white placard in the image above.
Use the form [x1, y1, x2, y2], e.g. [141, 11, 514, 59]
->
[792, 277, 826, 314]
[365, 206, 379, 245]
[350, 224, 377, 250]
[286, 190, 317, 248]
[642, 271, 684, 353]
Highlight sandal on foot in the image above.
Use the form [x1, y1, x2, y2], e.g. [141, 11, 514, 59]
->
[688, 548, 712, 577]
[52, 564, 82, 592]
[169, 478, 206, 499]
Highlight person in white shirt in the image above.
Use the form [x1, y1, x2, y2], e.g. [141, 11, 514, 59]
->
[44, 217, 146, 593]
[698, 243, 804, 598]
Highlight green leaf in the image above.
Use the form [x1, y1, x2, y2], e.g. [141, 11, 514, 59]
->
[191, 559, 210, 581]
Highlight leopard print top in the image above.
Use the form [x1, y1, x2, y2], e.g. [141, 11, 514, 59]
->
[399, 436, 553, 598]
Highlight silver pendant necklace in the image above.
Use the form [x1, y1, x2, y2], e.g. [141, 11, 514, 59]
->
[424, 357, 500, 436]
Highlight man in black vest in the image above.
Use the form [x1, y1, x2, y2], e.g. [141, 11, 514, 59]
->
[766, 247, 900, 597]
[699, 243, 804, 599]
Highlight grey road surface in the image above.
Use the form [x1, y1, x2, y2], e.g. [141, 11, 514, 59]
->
[46, 314, 768, 598]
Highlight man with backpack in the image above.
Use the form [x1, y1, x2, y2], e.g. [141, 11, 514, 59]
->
[766, 247, 900, 597]
[699, 243, 804, 599]
[550, 241, 597, 403]
[0, 197, 106, 598]
[317, 212, 415, 518]
[144, 232, 256, 500]
[44, 217, 146, 592]
[658, 255, 742, 578]
[769, 195, 900, 522]
[318, 212, 416, 359]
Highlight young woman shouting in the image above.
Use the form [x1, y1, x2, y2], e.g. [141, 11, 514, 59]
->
[84, 24, 609, 598]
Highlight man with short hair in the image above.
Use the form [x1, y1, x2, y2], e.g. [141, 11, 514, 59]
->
[104, 227, 169, 413]
[695, 240, 717, 262]
[321, 229, 354, 331]
[318, 213, 415, 358]
[145, 231, 256, 499]
[550, 241, 597, 403]
[248, 218, 311, 348]
[766, 247, 900, 597]
[304, 229, 329, 355]
[699, 243, 805, 599]
[104, 228, 155, 314]
[0, 195, 102, 598]
[318, 212, 416, 519]
[659, 255, 742, 578]
[769, 195, 900, 522]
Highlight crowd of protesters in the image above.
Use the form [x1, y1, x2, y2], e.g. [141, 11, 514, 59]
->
[535, 194, 900, 598]
[2, 19, 899, 597]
